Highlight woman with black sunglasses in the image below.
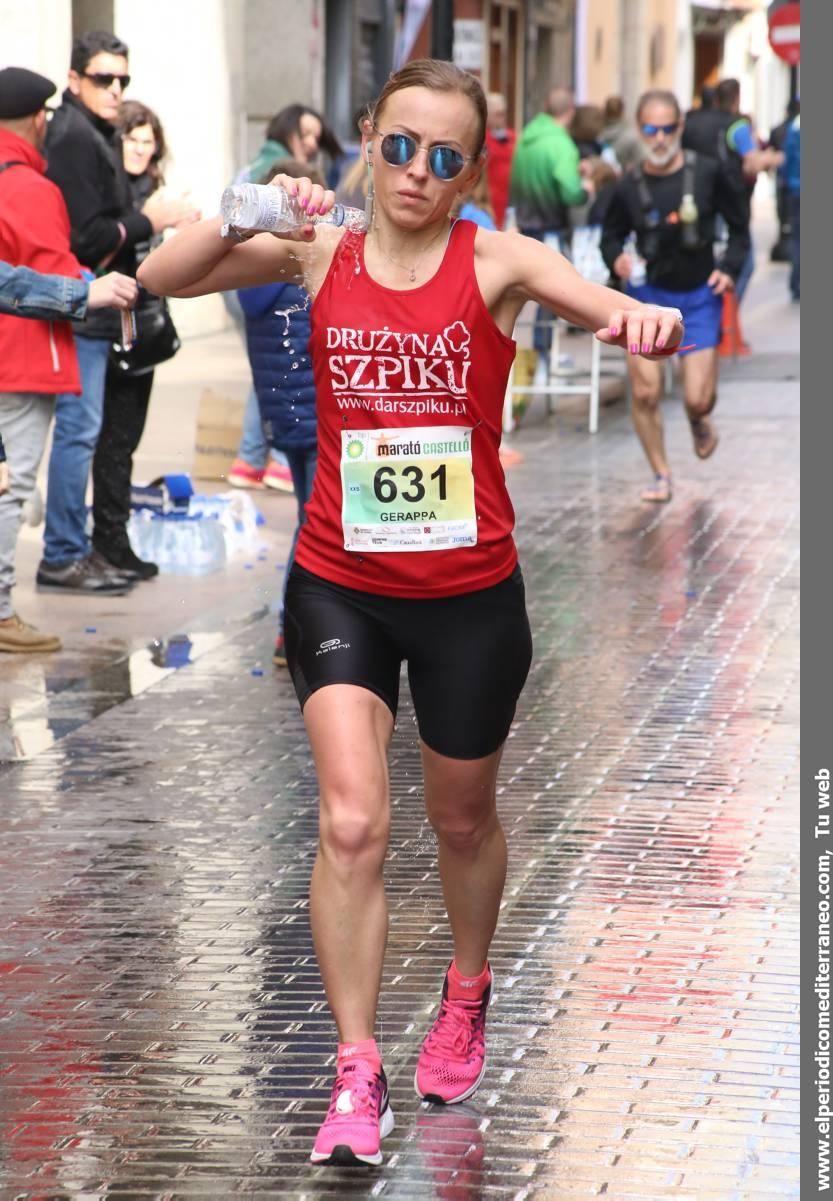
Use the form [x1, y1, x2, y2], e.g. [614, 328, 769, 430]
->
[139, 58, 683, 1169]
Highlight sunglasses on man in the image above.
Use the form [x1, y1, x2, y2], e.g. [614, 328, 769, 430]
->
[640, 122, 679, 137]
[83, 72, 131, 90]
[374, 129, 473, 181]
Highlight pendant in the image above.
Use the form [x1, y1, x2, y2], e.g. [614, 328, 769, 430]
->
[409, 268, 416, 282]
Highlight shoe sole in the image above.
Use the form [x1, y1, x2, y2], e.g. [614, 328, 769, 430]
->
[36, 582, 132, 596]
[309, 1103, 394, 1166]
[263, 479, 294, 493]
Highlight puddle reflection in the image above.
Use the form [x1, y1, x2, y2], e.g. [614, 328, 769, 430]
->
[0, 631, 226, 762]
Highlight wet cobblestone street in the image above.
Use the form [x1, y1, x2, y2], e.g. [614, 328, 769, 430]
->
[0, 312, 799, 1198]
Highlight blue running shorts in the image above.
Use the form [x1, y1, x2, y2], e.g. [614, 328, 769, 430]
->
[626, 281, 723, 357]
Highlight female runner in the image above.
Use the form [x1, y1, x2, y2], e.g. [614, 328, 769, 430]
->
[139, 59, 683, 1168]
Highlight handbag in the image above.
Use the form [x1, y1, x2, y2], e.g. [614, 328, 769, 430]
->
[110, 292, 180, 376]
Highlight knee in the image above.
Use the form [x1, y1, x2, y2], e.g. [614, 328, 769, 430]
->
[319, 792, 389, 869]
[630, 380, 662, 410]
[429, 805, 499, 855]
[686, 390, 715, 419]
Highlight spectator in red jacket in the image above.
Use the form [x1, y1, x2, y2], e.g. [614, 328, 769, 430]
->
[0, 66, 136, 653]
[483, 91, 516, 229]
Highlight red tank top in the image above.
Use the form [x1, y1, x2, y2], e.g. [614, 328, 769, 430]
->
[295, 219, 518, 598]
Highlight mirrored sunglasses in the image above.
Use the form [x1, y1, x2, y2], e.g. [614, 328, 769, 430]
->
[83, 72, 131, 90]
[378, 131, 468, 181]
[640, 122, 678, 136]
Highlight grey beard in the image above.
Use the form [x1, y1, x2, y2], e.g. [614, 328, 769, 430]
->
[647, 139, 681, 167]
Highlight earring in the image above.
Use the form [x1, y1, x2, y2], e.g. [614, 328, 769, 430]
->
[364, 158, 375, 229]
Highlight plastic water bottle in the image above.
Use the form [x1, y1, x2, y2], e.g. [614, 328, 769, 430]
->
[220, 183, 367, 235]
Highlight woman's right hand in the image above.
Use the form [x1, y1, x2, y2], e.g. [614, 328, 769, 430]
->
[268, 174, 337, 241]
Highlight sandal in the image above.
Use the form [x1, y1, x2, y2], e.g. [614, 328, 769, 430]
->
[640, 473, 673, 503]
[690, 416, 719, 460]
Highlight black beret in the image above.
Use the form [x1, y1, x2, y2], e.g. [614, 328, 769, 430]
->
[0, 67, 56, 120]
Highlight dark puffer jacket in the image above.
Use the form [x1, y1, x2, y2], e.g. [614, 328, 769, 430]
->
[237, 281, 317, 452]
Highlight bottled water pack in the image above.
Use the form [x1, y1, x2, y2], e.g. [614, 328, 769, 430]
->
[128, 511, 226, 575]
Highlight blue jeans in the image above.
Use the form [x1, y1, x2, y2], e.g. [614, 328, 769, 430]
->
[238, 386, 286, 470]
[43, 334, 110, 565]
[279, 446, 317, 627]
[789, 192, 800, 299]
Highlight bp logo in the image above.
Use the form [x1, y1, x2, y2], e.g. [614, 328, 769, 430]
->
[346, 439, 364, 459]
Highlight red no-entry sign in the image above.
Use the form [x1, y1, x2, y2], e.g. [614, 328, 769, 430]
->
[769, 2, 800, 65]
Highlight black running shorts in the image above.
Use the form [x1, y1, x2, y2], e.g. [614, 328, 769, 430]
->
[283, 563, 533, 760]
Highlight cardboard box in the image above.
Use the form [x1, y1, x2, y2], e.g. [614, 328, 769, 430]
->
[192, 388, 245, 482]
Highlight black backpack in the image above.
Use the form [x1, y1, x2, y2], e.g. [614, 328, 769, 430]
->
[629, 150, 702, 263]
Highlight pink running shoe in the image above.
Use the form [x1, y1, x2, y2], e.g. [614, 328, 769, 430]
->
[263, 461, 295, 493]
[415, 966, 492, 1104]
[227, 459, 265, 489]
[310, 1060, 394, 1166]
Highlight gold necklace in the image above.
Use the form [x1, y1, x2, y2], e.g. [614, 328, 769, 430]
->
[372, 224, 450, 282]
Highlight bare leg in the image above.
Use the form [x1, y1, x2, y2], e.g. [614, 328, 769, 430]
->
[627, 356, 671, 500]
[680, 348, 720, 458]
[421, 743, 506, 976]
[304, 684, 394, 1043]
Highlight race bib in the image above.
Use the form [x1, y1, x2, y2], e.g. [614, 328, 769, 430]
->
[341, 426, 477, 552]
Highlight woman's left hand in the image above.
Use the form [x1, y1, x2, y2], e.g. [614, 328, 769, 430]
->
[595, 305, 684, 358]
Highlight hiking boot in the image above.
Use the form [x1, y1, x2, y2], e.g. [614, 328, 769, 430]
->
[415, 965, 492, 1104]
[0, 614, 61, 654]
[309, 1060, 394, 1166]
[36, 554, 133, 595]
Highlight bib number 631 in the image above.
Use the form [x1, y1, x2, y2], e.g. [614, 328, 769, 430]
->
[373, 463, 447, 504]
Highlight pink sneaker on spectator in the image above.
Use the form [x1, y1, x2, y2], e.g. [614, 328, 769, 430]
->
[309, 1060, 394, 1166]
[227, 459, 265, 489]
[264, 461, 294, 493]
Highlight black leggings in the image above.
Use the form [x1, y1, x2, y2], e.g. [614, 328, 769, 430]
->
[284, 563, 533, 760]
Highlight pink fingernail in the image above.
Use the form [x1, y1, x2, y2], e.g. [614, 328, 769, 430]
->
[610, 326, 619, 337]
[642, 343, 650, 353]
[630, 343, 638, 353]
[657, 338, 665, 348]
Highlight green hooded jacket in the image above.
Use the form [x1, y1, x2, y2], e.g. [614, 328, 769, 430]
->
[237, 138, 291, 185]
[509, 113, 586, 231]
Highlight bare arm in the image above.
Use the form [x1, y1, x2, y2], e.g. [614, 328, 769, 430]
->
[488, 230, 683, 356]
[137, 216, 308, 297]
[139, 174, 337, 299]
